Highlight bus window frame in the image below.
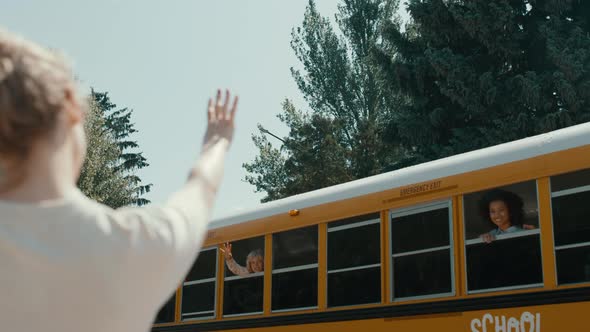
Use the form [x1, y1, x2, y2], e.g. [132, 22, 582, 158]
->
[462, 180, 545, 294]
[221, 235, 266, 318]
[224, 271, 265, 281]
[550, 180, 590, 286]
[326, 216, 382, 308]
[271, 225, 319, 313]
[389, 199, 456, 302]
[464, 229, 541, 246]
[270, 264, 320, 313]
[180, 246, 219, 321]
[222, 269, 265, 317]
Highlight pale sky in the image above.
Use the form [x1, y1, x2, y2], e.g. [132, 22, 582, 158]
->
[1, 0, 406, 219]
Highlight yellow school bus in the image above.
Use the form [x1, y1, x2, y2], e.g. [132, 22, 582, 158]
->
[153, 122, 590, 332]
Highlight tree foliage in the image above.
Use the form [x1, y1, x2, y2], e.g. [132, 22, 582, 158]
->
[78, 98, 135, 207]
[244, 0, 402, 202]
[245, 0, 590, 202]
[374, 0, 590, 162]
[77, 91, 152, 208]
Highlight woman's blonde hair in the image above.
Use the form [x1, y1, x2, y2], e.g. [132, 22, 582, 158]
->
[246, 249, 264, 272]
[0, 29, 74, 186]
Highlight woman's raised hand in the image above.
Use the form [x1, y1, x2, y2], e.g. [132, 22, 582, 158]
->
[202, 89, 238, 151]
[220, 242, 233, 260]
[480, 233, 495, 243]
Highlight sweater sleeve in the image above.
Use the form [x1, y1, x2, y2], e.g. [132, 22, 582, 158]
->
[106, 178, 213, 303]
[106, 139, 230, 306]
[225, 258, 250, 277]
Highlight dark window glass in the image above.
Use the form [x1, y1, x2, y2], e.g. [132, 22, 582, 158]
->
[327, 266, 380, 307]
[391, 208, 449, 254]
[272, 268, 318, 311]
[327, 215, 382, 308]
[556, 246, 590, 284]
[185, 249, 217, 281]
[393, 249, 452, 298]
[224, 237, 265, 277]
[273, 226, 318, 269]
[271, 226, 318, 311]
[328, 213, 380, 229]
[154, 294, 176, 324]
[181, 283, 215, 317]
[328, 222, 380, 270]
[391, 203, 453, 299]
[551, 168, 590, 192]
[466, 235, 542, 291]
[223, 277, 264, 315]
[552, 191, 590, 246]
[551, 169, 590, 285]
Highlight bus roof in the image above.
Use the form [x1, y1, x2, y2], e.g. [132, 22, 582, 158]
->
[210, 122, 590, 229]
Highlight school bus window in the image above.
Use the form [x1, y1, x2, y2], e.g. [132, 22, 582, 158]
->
[551, 168, 590, 285]
[272, 226, 318, 312]
[221, 237, 264, 316]
[327, 212, 381, 307]
[463, 181, 543, 292]
[181, 247, 217, 321]
[390, 201, 454, 300]
[155, 293, 176, 324]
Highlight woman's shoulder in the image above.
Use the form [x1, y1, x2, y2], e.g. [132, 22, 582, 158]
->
[488, 225, 523, 236]
[488, 228, 501, 236]
[505, 225, 524, 233]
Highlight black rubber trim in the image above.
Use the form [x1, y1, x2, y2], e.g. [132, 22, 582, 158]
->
[152, 287, 590, 332]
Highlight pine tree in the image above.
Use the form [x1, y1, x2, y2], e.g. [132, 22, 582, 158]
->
[244, 0, 403, 202]
[78, 98, 137, 207]
[78, 90, 152, 207]
[374, 0, 590, 162]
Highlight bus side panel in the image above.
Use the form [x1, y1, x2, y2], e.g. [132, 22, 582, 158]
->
[213, 301, 590, 332]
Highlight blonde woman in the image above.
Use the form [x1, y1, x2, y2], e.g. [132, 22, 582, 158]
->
[221, 242, 264, 276]
[0, 29, 238, 332]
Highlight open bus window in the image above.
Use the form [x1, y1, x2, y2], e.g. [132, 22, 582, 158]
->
[154, 293, 176, 324]
[222, 237, 264, 316]
[271, 226, 318, 312]
[463, 181, 543, 292]
[551, 168, 590, 285]
[181, 247, 217, 321]
[327, 212, 381, 307]
[390, 201, 454, 300]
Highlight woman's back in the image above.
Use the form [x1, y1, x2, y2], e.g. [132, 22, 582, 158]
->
[0, 28, 237, 332]
[0, 189, 199, 331]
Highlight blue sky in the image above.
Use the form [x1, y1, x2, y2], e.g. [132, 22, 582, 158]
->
[1, 0, 407, 219]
